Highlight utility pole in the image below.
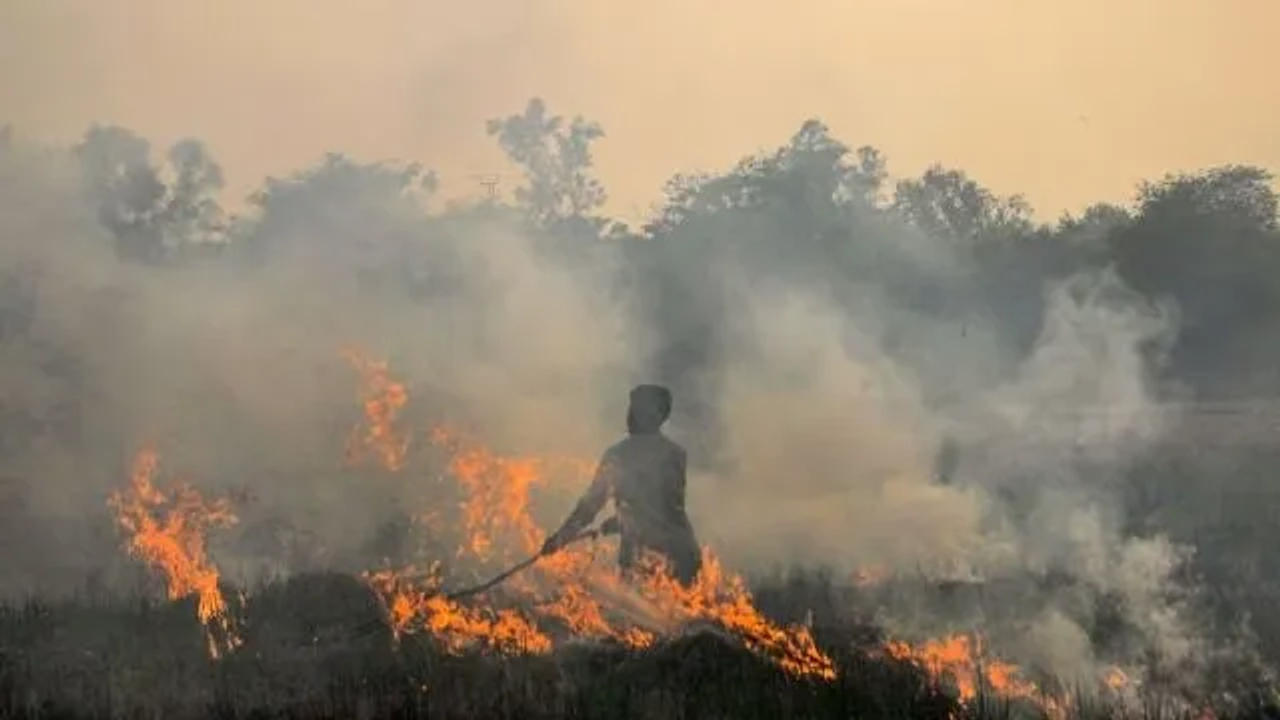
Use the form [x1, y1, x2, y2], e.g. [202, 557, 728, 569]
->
[471, 173, 501, 200]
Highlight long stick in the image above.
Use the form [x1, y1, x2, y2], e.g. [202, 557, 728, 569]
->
[444, 519, 616, 600]
[352, 518, 617, 639]
[445, 554, 543, 600]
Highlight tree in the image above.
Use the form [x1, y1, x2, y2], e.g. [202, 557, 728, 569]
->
[1059, 202, 1131, 252]
[74, 126, 166, 262]
[892, 166, 1034, 247]
[238, 153, 436, 284]
[157, 139, 228, 247]
[1136, 165, 1277, 235]
[624, 121, 909, 462]
[486, 98, 607, 231]
[650, 119, 887, 236]
[73, 126, 227, 263]
[1110, 165, 1280, 393]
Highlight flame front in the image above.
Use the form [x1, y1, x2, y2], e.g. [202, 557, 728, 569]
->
[431, 426, 548, 561]
[357, 357, 835, 680]
[883, 632, 1143, 716]
[363, 566, 551, 654]
[108, 449, 241, 658]
[99, 349, 1174, 704]
[635, 550, 836, 680]
[884, 633, 1072, 718]
[343, 348, 410, 472]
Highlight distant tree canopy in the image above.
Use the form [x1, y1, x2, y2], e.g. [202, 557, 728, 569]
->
[74, 125, 227, 263]
[57, 100, 1280, 399]
[893, 165, 1036, 247]
[486, 98, 608, 235]
[239, 153, 435, 264]
[1108, 166, 1280, 388]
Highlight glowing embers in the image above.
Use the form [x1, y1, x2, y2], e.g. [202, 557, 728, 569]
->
[1104, 666, 1131, 691]
[108, 449, 242, 658]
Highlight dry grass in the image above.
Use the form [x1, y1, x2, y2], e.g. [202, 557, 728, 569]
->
[1, 571, 1275, 720]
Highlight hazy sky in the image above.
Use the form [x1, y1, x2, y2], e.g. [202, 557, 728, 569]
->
[2, 0, 1277, 223]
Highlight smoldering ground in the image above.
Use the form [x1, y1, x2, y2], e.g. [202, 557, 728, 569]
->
[0, 107, 1275, 700]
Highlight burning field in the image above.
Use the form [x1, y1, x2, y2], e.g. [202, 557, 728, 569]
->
[3, 64, 1280, 717]
[2, 351, 1272, 719]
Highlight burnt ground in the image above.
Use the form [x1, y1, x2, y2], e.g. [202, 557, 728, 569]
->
[0, 571, 1276, 720]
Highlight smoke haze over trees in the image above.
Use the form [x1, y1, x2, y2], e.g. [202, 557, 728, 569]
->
[1, 98, 1279, 694]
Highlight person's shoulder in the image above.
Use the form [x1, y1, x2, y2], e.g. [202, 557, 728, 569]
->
[659, 434, 687, 457]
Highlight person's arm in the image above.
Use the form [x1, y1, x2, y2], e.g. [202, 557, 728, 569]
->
[541, 451, 612, 554]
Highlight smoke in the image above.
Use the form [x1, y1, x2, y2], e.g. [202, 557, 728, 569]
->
[697, 288, 982, 572]
[0, 132, 636, 595]
[675, 213, 1197, 682]
[0, 113, 1263, 695]
[942, 269, 1196, 682]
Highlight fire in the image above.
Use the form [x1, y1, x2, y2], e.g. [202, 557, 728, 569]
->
[528, 549, 629, 639]
[363, 566, 551, 654]
[429, 426, 548, 560]
[108, 449, 241, 659]
[635, 550, 837, 680]
[885, 634, 1040, 704]
[1103, 665, 1131, 691]
[425, 426, 656, 648]
[356, 355, 837, 680]
[885, 634, 1136, 716]
[343, 348, 410, 472]
[98, 348, 1185, 708]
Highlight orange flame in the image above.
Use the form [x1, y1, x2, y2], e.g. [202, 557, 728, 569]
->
[1104, 666, 1131, 691]
[429, 426, 550, 561]
[343, 348, 410, 472]
[349, 353, 835, 679]
[426, 426, 655, 648]
[108, 449, 241, 658]
[363, 566, 551, 654]
[635, 550, 837, 680]
[890, 632, 1039, 702]
[885, 633, 1066, 717]
[884, 633, 1141, 718]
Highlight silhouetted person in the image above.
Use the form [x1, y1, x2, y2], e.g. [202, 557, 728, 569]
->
[541, 385, 702, 586]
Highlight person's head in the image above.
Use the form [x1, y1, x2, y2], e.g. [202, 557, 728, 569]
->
[627, 384, 672, 435]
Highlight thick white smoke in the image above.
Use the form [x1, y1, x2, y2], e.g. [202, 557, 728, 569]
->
[0, 125, 1239, 694]
[682, 261, 1197, 685]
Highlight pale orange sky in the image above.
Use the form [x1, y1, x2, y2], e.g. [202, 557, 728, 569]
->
[2, 0, 1276, 224]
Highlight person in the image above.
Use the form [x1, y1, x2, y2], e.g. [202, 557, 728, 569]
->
[540, 384, 702, 586]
